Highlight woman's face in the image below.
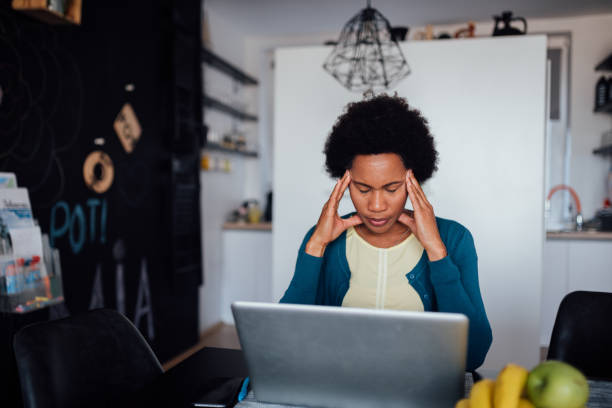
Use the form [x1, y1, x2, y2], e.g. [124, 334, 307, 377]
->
[348, 153, 408, 235]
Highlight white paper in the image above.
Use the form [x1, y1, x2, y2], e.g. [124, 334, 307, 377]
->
[9, 226, 43, 258]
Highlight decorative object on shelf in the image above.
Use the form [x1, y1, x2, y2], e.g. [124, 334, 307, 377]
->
[12, 0, 82, 25]
[323, 0, 410, 92]
[492, 11, 526, 36]
[200, 153, 232, 173]
[247, 201, 262, 224]
[264, 190, 272, 222]
[594, 52, 612, 114]
[202, 142, 257, 158]
[454, 22, 475, 38]
[227, 200, 262, 224]
[413, 25, 434, 41]
[390, 26, 409, 42]
[595, 76, 609, 111]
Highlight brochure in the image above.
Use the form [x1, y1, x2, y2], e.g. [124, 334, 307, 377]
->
[0, 188, 34, 230]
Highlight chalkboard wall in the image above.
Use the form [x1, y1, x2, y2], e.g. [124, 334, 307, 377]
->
[0, 0, 201, 369]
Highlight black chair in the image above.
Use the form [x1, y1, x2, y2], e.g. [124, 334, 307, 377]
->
[547, 290, 612, 380]
[13, 308, 163, 408]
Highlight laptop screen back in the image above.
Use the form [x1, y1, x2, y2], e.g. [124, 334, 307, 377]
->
[232, 302, 468, 408]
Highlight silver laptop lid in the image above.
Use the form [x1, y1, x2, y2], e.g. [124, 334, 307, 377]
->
[232, 301, 468, 408]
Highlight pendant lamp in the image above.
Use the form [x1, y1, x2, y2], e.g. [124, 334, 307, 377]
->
[323, 0, 411, 92]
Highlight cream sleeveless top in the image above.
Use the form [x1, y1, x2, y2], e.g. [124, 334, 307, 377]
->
[341, 226, 425, 311]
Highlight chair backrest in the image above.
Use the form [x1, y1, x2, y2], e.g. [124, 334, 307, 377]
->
[547, 290, 612, 380]
[14, 308, 163, 408]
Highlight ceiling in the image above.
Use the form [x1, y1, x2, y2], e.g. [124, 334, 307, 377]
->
[205, 0, 612, 37]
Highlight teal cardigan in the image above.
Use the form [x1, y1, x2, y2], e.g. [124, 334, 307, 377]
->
[280, 215, 492, 371]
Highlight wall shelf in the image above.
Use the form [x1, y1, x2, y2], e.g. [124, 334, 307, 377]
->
[595, 53, 612, 71]
[593, 144, 612, 156]
[203, 95, 258, 122]
[203, 142, 258, 157]
[202, 48, 258, 85]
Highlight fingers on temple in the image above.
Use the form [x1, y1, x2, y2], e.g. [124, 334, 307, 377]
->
[334, 171, 351, 205]
[408, 170, 430, 209]
[406, 173, 422, 210]
[409, 170, 430, 204]
[330, 174, 344, 201]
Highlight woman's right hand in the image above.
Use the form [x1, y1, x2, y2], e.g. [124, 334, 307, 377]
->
[306, 170, 363, 257]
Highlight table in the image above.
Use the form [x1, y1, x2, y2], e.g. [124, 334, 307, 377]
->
[119, 347, 248, 407]
[133, 347, 612, 408]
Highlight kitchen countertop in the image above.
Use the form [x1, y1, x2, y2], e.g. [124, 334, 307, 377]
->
[223, 222, 272, 231]
[546, 230, 612, 240]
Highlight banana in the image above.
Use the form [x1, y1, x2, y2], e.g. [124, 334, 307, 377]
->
[455, 398, 470, 408]
[493, 363, 529, 408]
[518, 399, 535, 408]
[470, 379, 495, 408]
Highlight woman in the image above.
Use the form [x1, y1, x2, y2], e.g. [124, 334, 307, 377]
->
[280, 94, 492, 371]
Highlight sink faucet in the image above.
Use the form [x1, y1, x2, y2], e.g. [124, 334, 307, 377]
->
[546, 184, 583, 231]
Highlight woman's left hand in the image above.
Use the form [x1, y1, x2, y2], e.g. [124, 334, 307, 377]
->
[398, 169, 448, 261]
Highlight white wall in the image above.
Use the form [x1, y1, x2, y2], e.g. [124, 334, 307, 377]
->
[273, 37, 547, 370]
[199, 5, 255, 331]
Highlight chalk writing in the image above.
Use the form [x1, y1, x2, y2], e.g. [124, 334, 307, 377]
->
[134, 258, 154, 340]
[85, 241, 155, 340]
[89, 264, 104, 309]
[49, 302, 70, 320]
[114, 240, 126, 315]
[50, 198, 107, 253]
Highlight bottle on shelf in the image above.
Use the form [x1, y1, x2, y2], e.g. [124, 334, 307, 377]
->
[595, 76, 608, 110]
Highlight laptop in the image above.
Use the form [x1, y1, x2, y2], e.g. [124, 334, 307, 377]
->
[231, 301, 468, 408]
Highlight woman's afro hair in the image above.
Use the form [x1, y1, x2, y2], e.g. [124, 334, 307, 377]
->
[324, 93, 438, 183]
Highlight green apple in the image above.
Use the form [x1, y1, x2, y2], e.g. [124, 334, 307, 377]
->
[526, 360, 589, 408]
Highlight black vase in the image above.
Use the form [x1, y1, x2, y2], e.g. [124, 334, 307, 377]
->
[492, 11, 527, 36]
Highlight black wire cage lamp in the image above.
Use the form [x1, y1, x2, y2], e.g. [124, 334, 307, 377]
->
[323, 0, 411, 92]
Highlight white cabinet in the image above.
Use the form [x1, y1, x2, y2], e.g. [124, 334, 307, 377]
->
[540, 239, 612, 346]
[220, 229, 272, 323]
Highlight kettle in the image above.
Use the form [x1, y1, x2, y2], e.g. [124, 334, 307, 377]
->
[492, 11, 527, 36]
